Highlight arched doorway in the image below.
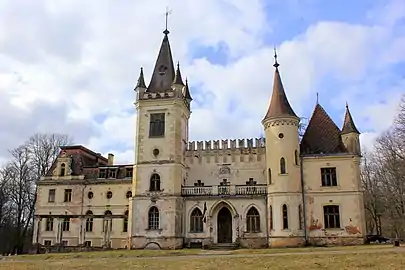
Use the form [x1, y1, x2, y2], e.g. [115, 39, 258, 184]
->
[217, 207, 232, 243]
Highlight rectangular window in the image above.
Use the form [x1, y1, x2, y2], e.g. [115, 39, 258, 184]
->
[64, 189, 72, 202]
[321, 167, 337, 186]
[84, 241, 91, 247]
[48, 189, 55, 202]
[99, 169, 106, 178]
[108, 169, 117, 178]
[323, 205, 340, 229]
[62, 240, 68, 247]
[44, 240, 52, 246]
[45, 217, 54, 231]
[125, 168, 133, 178]
[149, 113, 165, 137]
[62, 217, 70, 231]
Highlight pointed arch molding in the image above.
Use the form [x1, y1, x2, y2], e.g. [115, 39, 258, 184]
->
[187, 204, 203, 218]
[243, 203, 263, 218]
[208, 200, 238, 218]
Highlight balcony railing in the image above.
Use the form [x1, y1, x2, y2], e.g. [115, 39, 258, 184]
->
[181, 184, 267, 196]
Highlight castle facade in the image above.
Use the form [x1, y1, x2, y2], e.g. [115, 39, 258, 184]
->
[32, 27, 366, 250]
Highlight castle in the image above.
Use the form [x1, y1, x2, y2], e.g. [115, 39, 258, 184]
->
[32, 26, 366, 250]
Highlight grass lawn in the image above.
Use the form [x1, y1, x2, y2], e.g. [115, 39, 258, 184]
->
[1, 245, 404, 270]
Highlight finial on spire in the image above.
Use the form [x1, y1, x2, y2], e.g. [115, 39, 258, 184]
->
[273, 46, 279, 68]
[316, 92, 319, 104]
[164, 7, 172, 35]
[345, 101, 349, 108]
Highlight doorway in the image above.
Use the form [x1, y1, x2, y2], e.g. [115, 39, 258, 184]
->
[217, 207, 232, 243]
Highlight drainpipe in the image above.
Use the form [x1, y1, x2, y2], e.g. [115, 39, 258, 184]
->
[300, 156, 308, 245]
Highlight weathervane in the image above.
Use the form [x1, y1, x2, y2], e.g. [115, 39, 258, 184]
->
[164, 7, 172, 34]
[273, 46, 279, 68]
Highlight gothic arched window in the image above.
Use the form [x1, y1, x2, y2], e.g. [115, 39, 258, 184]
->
[282, 204, 289, 230]
[280, 157, 286, 174]
[150, 174, 161, 191]
[294, 150, 299, 165]
[103, 210, 112, 232]
[148, 206, 159, 230]
[269, 205, 273, 230]
[85, 210, 93, 232]
[246, 207, 260, 232]
[190, 208, 203, 233]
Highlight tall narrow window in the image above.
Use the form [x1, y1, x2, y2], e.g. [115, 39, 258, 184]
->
[150, 174, 161, 191]
[62, 217, 70, 231]
[45, 217, 53, 231]
[60, 163, 66, 176]
[123, 210, 129, 232]
[48, 189, 55, 202]
[246, 207, 260, 233]
[280, 158, 286, 174]
[85, 211, 93, 232]
[294, 150, 299, 165]
[321, 168, 337, 186]
[269, 205, 273, 230]
[103, 210, 113, 232]
[190, 208, 203, 233]
[148, 206, 159, 230]
[282, 204, 288, 230]
[64, 189, 72, 202]
[149, 113, 165, 137]
[323, 205, 340, 229]
[268, 168, 272, 184]
[298, 204, 303, 230]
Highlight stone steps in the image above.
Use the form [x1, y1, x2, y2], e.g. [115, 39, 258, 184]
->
[209, 243, 239, 250]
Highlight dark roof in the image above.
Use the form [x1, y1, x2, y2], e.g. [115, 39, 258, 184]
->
[135, 67, 146, 89]
[341, 103, 360, 134]
[264, 65, 297, 120]
[146, 32, 175, 92]
[173, 62, 185, 85]
[184, 78, 192, 101]
[300, 103, 347, 154]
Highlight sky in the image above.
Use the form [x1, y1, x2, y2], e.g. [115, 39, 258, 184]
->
[0, 0, 404, 165]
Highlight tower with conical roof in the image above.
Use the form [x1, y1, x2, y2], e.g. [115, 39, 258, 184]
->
[341, 103, 361, 155]
[262, 49, 303, 247]
[130, 17, 192, 249]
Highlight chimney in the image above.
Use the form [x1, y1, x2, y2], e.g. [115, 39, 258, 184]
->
[108, 153, 114, 165]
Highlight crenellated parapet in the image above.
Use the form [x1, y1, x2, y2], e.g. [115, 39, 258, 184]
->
[137, 88, 177, 100]
[186, 138, 266, 164]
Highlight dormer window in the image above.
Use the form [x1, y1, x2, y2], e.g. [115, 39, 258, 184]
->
[108, 169, 117, 178]
[60, 163, 66, 176]
[99, 169, 106, 178]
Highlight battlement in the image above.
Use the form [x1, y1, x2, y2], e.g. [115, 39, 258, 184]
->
[138, 90, 176, 100]
[187, 138, 265, 151]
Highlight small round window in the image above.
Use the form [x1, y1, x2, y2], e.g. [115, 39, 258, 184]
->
[153, 148, 160, 157]
[87, 191, 94, 199]
[106, 191, 113, 199]
[278, 133, 284, 139]
[126, 191, 132, 199]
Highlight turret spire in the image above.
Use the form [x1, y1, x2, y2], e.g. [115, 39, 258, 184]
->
[341, 102, 360, 134]
[184, 78, 192, 101]
[263, 49, 297, 120]
[135, 67, 146, 89]
[173, 61, 185, 85]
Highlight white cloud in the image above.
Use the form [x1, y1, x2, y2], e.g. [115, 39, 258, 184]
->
[0, 0, 403, 164]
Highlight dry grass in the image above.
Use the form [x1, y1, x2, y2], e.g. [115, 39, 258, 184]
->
[1, 245, 404, 270]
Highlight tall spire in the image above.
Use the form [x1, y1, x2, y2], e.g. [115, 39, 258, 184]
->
[135, 67, 146, 89]
[341, 102, 360, 134]
[173, 62, 185, 85]
[183, 78, 192, 101]
[146, 9, 175, 92]
[263, 49, 297, 120]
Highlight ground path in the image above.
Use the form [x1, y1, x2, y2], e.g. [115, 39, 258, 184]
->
[1, 246, 405, 264]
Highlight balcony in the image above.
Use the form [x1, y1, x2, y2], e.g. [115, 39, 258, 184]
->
[181, 185, 267, 197]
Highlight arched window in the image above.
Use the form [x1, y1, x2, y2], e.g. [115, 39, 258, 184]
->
[150, 174, 161, 191]
[280, 158, 286, 174]
[246, 207, 260, 232]
[85, 210, 93, 232]
[148, 206, 159, 230]
[123, 210, 129, 232]
[268, 168, 272, 184]
[60, 163, 66, 176]
[294, 150, 299, 165]
[103, 210, 112, 232]
[269, 205, 273, 230]
[190, 208, 203, 233]
[282, 204, 289, 229]
[298, 204, 303, 230]
[126, 191, 132, 199]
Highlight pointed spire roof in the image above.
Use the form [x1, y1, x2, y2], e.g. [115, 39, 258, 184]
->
[264, 48, 297, 120]
[184, 78, 192, 101]
[300, 103, 347, 154]
[146, 30, 175, 92]
[341, 102, 360, 134]
[135, 67, 146, 89]
[173, 62, 185, 85]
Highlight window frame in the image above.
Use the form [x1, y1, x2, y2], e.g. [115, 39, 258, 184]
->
[246, 207, 261, 233]
[148, 206, 160, 230]
[64, 189, 72, 202]
[323, 205, 341, 229]
[321, 167, 338, 187]
[149, 113, 166, 138]
[190, 208, 203, 233]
